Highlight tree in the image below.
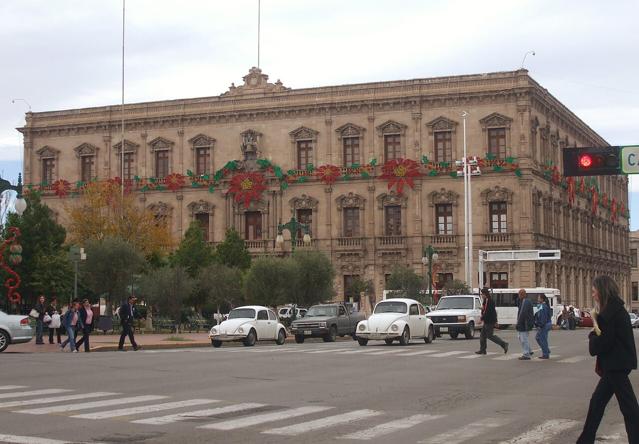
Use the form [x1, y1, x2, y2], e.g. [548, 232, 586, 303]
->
[442, 279, 470, 296]
[349, 277, 375, 313]
[138, 266, 194, 333]
[65, 181, 171, 256]
[171, 221, 214, 277]
[243, 257, 297, 307]
[215, 228, 251, 270]
[196, 263, 245, 312]
[290, 251, 335, 306]
[386, 265, 424, 300]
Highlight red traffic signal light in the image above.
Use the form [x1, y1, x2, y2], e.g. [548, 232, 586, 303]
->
[578, 154, 593, 168]
[563, 147, 621, 177]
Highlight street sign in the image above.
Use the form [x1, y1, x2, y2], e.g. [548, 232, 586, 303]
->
[621, 145, 639, 174]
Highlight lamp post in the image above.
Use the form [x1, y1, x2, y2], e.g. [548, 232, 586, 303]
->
[421, 245, 439, 305]
[275, 217, 311, 254]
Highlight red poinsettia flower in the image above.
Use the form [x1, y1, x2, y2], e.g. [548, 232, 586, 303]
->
[315, 165, 341, 185]
[165, 173, 186, 192]
[227, 172, 267, 208]
[51, 179, 71, 198]
[567, 177, 576, 206]
[380, 158, 421, 194]
[611, 198, 618, 222]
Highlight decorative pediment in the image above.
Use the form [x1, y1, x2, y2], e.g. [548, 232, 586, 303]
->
[479, 112, 513, 129]
[233, 199, 268, 212]
[336, 192, 365, 210]
[222, 67, 290, 97]
[376, 191, 408, 209]
[289, 194, 319, 212]
[481, 186, 513, 205]
[335, 123, 365, 139]
[188, 134, 215, 147]
[149, 137, 174, 152]
[289, 126, 319, 141]
[429, 188, 459, 207]
[36, 145, 59, 158]
[187, 200, 214, 214]
[113, 139, 139, 154]
[426, 116, 458, 133]
[376, 120, 407, 135]
[73, 143, 98, 158]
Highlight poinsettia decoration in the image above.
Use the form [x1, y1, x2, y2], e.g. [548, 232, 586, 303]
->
[227, 172, 267, 208]
[165, 173, 186, 192]
[611, 198, 618, 222]
[315, 165, 341, 185]
[567, 177, 576, 206]
[591, 187, 599, 214]
[51, 179, 71, 198]
[380, 158, 421, 194]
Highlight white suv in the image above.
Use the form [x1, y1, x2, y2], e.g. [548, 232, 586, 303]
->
[426, 294, 483, 339]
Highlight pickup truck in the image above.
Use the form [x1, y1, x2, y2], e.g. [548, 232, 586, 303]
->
[290, 303, 365, 343]
[426, 294, 483, 339]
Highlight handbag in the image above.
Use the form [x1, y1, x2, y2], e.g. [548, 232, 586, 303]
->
[43, 314, 52, 324]
[29, 309, 40, 318]
[50, 314, 61, 329]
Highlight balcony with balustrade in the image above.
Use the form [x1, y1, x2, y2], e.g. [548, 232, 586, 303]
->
[376, 235, 406, 249]
[335, 237, 364, 250]
[430, 234, 457, 247]
[483, 232, 512, 244]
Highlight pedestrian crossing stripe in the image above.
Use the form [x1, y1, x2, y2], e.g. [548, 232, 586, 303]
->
[459, 352, 498, 359]
[199, 406, 333, 431]
[0, 392, 118, 409]
[499, 419, 580, 443]
[558, 355, 590, 363]
[16, 395, 167, 415]
[70, 399, 218, 420]
[132, 402, 266, 425]
[419, 417, 511, 444]
[338, 414, 444, 440]
[0, 386, 28, 391]
[395, 350, 441, 357]
[428, 350, 468, 358]
[0, 389, 72, 400]
[263, 409, 382, 436]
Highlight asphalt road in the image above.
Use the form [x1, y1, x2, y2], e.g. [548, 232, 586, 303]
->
[0, 329, 638, 444]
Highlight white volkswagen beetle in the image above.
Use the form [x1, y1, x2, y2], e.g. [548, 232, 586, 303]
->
[209, 305, 287, 348]
[356, 298, 434, 346]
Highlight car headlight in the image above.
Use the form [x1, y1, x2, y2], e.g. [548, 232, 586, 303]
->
[458, 315, 466, 322]
[237, 327, 244, 334]
[319, 322, 327, 328]
[210, 327, 217, 334]
[358, 324, 366, 331]
[391, 324, 399, 332]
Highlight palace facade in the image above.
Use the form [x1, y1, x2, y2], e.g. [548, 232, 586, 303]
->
[18, 68, 631, 309]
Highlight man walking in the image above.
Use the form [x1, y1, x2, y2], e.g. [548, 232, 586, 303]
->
[476, 288, 508, 355]
[118, 295, 140, 351]
[516, 288, 535, 360]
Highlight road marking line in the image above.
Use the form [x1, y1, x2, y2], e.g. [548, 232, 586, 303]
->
[419, 417, 510, 444]
[305, 348, 353, 354]
[499, 419, 579, 443]
[0, 389, 72, 400]
[0, 386, 28, 390]
[558, 355, 590, 363]
[199, 406, 333, 431]
[70, 398, 218, 419]
[492, 353, 525, 361]
[16, 395, 167, 415]
[458, 352, 498, 359]
[394, 350, 441, 357]
[428, 350, 469, 358]
[0, 434, 72, 444]
[0, 392, 118, 409]
[263, 409, 382, 436]
[338, 414, 444, 440]
[335, 349, 380, 354]
[132, 402, 265, 425]
[366, 349, 411, 355]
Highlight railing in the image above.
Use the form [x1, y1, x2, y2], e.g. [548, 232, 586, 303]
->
[483, 233, 511, 243]
[431, 234, 456, 244]
[245, 239, 271, 249]
[336, 237, 363, 247]
[294, 239, 317, 248]
[377, 236, 406, 247]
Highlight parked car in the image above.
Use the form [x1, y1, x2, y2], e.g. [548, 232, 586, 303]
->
[290, 303, 364, 343]
[0, 310, 33, 352]
[579, 310, 594, 328]
[278, 306, 307, 319]
[630, 313, 639, 329]
[208, 306, 287, 347]
[426, 294, 483, 339]
[356, 298, 434, 346]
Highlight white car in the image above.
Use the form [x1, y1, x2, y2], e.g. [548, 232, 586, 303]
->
[0, 310, 33, 352]
[208, 306, 287, 347]
[355, 298, 434, 346]
[278, 306, 307, 319]
[426, 294, 483, 339]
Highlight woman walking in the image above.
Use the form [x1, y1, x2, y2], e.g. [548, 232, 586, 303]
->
[60, 300, 83, 353]
[32, 295, 46, 345]
[75, 299, 94, 352]
[577, 275, 639, 443]
[534, 294, 552, 359]
[46, 297, 62, 344]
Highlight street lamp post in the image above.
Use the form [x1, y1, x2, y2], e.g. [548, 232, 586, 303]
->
[275, 217, 311, 254]
[421, 245, 439, 305]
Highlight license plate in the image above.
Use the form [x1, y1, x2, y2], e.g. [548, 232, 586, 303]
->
[439, 327, 448, 333]
[304, 330, 312, 335]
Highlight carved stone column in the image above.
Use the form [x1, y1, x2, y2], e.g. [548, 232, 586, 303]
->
[324, 117, 332, 165]
[411, 111, 422, 159]
[367, 115, 375, 161]
[177, 128, 185, 174]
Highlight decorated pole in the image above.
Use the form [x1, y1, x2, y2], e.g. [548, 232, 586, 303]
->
[0, 226, 23, 307]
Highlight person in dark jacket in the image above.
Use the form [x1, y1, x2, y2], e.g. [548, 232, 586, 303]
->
[118, 295, 140, 351]
[534, 294, 552, 359]
[476, 288, 508, 355]
[32, 295, 46, 344]
[516, 289, 535, 360]
[75, 299, 94, 352]
[60, 299, 83, 353]
[577, 275, 639, 444]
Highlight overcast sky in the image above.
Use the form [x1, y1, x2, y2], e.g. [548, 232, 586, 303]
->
[1, 0, 638, 228]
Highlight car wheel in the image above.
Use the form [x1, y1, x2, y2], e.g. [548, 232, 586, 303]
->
[465, 322, 475, 339]
[399, 327, 410, 346]
[0, 330, 8, 353]
[211, 339, 222, 348]
[357, 337, 368, 346]
[384, 338, 394, 345]
[425, 326, 434, 344]
[243, 329, 256, 347]
[450, 331, 459, 339]
[294, 334, 305, 344]
[276, 329, 286, 345]
[351, 333, 358, 340]
[323, 325, 337, 342]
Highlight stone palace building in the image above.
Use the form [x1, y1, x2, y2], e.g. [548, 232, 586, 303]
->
[18, 68, 631, 309]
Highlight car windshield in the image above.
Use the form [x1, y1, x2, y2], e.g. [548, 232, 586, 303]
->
[374, 301, 407, 314]
[228, 308, 256, 319]
[278, 309, 288, 314]
[305, 306, 338, 317]
[436, 297, 474, 310]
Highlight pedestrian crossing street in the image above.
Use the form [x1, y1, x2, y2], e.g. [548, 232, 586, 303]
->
[0, 385, 628, 443]
[141, 344, 593, 364]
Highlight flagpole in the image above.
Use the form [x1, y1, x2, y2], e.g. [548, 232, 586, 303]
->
[257, 0, 261, 68]
[120, 0, 126, 197]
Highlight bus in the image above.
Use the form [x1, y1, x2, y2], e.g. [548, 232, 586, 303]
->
[473, 287, 562, 329]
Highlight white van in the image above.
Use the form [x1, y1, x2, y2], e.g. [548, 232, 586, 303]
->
[473, 288, 562, 329]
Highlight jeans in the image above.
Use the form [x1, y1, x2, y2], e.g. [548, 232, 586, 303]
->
[518, 331, 531, 357]
[60, 326, 76, 351]
[479, 323, 507, 352]
[35, 319, 44, 344]
[535, 324, 552, 357]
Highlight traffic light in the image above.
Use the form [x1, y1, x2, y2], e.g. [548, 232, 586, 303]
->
[562, 146, 621, 177]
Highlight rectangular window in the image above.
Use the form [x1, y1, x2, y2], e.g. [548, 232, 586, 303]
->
[632, 282, 638, 302]
[296, 208, 312, 237]
[384, 134, 401, 161]
[384, 205, 402, 236]
[343, 136, 360, 166]
[344, 275, 360, 303]
[489, 201, 508, 233]
[435, 203, 453, 235]
[195, 213, 210, 242]
[490, 272, 508, 288]
[487, 128, 507, 159]
[42, 158, 55, 184]
[195, 147, 210, 176]
[245, 211, 262, 240]
[632, 249, 638, 268]
[80, 156, 94, 182]
[297, 140, 313, 170]
[434, 131, 452, 162]
[343, 207, 360, 237]
[155, 150, 169, 178]
[122, 153, 134, 180]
